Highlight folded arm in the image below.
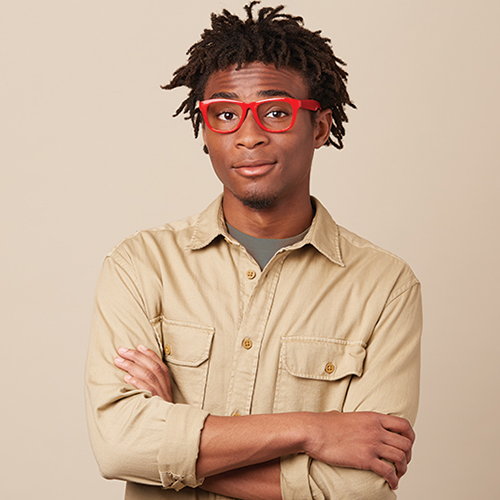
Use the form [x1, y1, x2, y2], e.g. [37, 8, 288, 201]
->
[116, 343, 415, 499]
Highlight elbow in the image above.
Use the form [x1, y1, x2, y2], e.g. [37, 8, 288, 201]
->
[89, 432, 130, 481]
[88, 424, 161, 484]
[91, 437, 161, 485]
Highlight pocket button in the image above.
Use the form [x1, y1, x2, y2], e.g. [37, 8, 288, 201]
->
[325, 362, 335, 374]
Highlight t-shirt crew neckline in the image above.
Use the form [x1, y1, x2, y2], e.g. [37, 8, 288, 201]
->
[226, 222, 310, 270]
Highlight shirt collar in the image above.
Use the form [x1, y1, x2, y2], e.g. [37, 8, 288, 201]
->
[187, 194, 345, 268]
[187, 195, 228, 250]
[301, 197, 345, 267]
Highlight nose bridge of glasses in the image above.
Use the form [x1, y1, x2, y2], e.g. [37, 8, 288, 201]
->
[238, 103, 266, 132]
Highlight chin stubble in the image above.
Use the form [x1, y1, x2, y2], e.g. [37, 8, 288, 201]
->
[238, 193, 277, 210]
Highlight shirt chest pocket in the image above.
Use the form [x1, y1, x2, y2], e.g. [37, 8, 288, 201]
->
[274, 337, 366, 413]
[162, 319, 214, 409]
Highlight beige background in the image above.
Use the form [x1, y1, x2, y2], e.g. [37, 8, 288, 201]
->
[1, 0, 499, 498]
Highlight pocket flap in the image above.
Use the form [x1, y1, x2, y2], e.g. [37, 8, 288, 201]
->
[282, 337, 366, 381]
[162, 319, 214, 367]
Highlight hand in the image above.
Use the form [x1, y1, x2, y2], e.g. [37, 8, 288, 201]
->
[114, 345, 173, 402]
[304, 411, 415, 490]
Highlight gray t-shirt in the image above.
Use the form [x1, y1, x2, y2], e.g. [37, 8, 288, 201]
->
[226, 223, 309, 269]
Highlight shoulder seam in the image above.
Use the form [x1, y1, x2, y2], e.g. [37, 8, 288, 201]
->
[338, 230, 409, 267]
[387, 279, 420, 305]
[105, 220, 196, 258]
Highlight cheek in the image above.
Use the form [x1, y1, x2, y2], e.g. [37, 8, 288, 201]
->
[282, 131, 315, 162]
[207, 138, 229, 164]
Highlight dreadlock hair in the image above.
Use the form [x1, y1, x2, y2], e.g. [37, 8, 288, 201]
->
[162, 1, 355, 149]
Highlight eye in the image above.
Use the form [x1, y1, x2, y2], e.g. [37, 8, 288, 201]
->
[264, 107, 290, 120]
[217, 110, 238, 122]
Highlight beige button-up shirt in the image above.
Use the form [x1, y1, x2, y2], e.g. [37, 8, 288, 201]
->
[85, 196, 422, 500]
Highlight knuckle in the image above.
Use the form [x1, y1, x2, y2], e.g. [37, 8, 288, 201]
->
[395, 449, 406, 464]
[127, 349, 139, 360]
[377, 462, 394, 482]
[151, 364, 162, 376]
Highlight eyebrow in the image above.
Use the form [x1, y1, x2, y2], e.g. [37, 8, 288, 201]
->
[258, 90, 295, 99]
[206, 89, 296, 100]
[208, 92, 239, 100]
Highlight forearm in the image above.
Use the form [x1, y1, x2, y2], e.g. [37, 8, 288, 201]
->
[197, 412, 306, 478]
[115, 345, 414, 492]
[201, 459, 281, 500]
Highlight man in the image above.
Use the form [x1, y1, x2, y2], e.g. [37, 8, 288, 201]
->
[85, 3, 422, 500]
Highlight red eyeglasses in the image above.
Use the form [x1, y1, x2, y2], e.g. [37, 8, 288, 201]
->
[199, 97, 322, 133]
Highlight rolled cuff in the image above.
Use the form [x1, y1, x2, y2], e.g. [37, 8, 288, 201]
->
[158, 404, 210, 490]
[280, 454, 313, 500]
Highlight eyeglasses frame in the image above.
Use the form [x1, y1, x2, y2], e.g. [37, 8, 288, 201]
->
[199, 97, 322, 134]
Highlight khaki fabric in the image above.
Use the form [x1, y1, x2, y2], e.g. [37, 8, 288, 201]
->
[85, 195, 422, 500]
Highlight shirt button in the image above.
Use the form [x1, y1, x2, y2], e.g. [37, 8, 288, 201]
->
[246, 269, 257, 280]
[164, 345, 171, 356]
[325, 362, 335, 374]
[242, 338, 253, 350]
[232, 410, 241, 417]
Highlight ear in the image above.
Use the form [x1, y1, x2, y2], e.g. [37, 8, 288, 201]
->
[201, 124, 209, 154]
[313, 108, 333, 149]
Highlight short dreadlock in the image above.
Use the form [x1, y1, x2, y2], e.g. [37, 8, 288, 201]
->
[163, 1, 355, 149]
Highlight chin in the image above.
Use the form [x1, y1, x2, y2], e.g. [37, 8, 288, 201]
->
[238, 193, 277, 210]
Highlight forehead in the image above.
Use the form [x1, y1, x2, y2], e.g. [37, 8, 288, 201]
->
[203, 62, 310, 101]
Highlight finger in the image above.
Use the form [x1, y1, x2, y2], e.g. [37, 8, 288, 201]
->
[381, 415, 415, 443]
[377, 444, 408, 478]
[137, 344, 170, 377]
[370, 458, 399, 490]
[136, 345, 173, 398]
[114, 355, 169, 399]
[123, 374, 167, 400]
[381, 431, 413, 464]
[117, 347, 170, 397]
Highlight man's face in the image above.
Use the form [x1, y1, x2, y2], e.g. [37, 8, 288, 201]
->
[202, 62, 332, 211]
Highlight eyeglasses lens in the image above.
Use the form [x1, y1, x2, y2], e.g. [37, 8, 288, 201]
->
[206, 100, 295, 132]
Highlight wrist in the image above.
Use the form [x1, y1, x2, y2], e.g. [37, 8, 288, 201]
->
[292, 411, 317, 455]
[299, 410, 340, 456]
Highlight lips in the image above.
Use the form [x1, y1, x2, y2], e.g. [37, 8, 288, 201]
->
[232, 159, 277, 177]
[233, 158, 276, 168]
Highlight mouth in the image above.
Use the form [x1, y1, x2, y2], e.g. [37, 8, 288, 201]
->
[232, 159, 277, 177]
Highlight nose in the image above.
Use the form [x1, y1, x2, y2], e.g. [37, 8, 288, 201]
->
[235, 109, 269, 149]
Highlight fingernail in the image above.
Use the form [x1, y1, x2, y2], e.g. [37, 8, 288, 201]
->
[137, 344, 147, 353]
[118, 347, 128, 354]
[124, 375, 132, 382]
[115, 356, 125, 363]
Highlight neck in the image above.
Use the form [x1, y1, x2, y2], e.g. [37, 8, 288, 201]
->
[222, 192, 314, 239]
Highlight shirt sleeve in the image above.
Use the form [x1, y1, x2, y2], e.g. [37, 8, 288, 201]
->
[85, 253, 210, 490]
[280, 279, 422, 500]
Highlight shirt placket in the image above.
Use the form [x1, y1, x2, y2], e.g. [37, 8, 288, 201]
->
[224, 247, 284, 417]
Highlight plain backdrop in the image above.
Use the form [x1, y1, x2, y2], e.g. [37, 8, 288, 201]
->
[1, 1, 499, 498]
